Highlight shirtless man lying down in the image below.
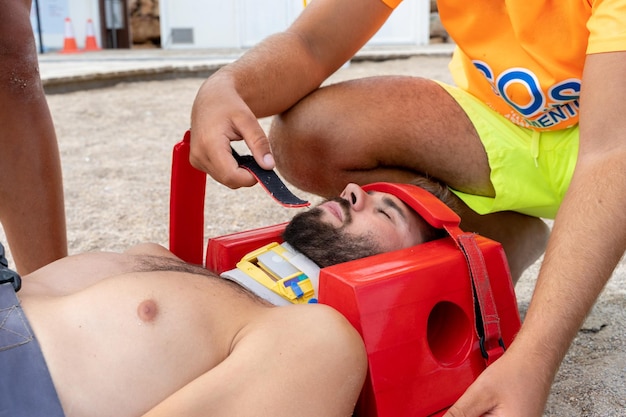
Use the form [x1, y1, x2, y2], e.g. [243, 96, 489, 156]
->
[3, 180, 457, 417]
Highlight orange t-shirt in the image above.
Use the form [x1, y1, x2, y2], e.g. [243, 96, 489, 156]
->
[384, 0, 626, 131]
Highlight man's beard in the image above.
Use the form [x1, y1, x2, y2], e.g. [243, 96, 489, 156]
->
[282, 197, 382, 268]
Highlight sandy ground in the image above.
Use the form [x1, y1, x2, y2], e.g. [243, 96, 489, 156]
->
[2, 55, 624, 415]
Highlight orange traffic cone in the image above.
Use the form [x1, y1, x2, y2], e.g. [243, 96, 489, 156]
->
[83, 18, 101, 51]
[61, 17, 79, 53]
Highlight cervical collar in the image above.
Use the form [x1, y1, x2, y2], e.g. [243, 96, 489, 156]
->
[221, 242, 321, 306]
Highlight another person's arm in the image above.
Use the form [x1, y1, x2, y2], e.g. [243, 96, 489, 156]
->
[445, 50, 626, 417]
[189, 0, 393, 188]
[0, 1, 67, 274]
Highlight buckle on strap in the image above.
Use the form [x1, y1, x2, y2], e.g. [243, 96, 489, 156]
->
[0, 243, 21, 292]
[0, 270, 21, 292]
[479, 335, 506, 365]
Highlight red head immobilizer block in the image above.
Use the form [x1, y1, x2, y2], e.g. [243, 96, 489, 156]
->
[169, 131, 522, 417]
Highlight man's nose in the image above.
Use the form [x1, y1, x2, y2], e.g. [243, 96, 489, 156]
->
[340, 183, 368, 211]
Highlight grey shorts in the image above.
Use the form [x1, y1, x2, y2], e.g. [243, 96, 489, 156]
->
[0, 282, 65, 417]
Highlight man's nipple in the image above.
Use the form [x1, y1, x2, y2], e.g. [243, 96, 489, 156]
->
[137, 299, 159, 323]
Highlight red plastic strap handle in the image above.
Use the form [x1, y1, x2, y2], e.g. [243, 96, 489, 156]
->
[169, 131, 206, 265]
[453, 231, 506, 366]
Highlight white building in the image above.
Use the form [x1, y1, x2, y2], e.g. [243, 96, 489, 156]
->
[159, 0, 430, 49]
[31, 0, 430, 52]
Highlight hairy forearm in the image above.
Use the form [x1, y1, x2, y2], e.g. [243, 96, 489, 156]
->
[513, 51, 626, 386]
[517, 153, 626, 378]
[215, 31, 332, 118]
[195, 0, 392, 121]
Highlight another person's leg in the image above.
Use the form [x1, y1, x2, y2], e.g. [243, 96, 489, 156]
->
[0, 0, 67, 274]
[457, 203, 550, 283]
[271, 76, 492, 198]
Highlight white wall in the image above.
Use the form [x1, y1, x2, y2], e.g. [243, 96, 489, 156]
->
[369, 0, 430, 46]
[32, 0, 430, 52]
[160, 0, 430, 50]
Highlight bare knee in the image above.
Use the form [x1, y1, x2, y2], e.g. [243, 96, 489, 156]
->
[270, 108, 336, 195]
[269, 81, 369, 197]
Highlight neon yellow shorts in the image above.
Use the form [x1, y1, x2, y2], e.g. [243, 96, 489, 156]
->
[436, 82, 579, 219]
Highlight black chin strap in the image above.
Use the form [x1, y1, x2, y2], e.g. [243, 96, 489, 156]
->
[231, 147, 310, 208]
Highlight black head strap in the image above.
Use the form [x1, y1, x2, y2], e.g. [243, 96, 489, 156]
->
[231, 147, 310, 208]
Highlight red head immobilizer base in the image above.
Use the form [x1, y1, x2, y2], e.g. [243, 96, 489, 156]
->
[169, 131, 521, 417]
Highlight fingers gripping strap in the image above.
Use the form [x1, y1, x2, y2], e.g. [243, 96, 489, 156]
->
[231, 147, 310, 208]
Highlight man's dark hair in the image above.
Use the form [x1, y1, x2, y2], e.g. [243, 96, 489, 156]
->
[283, 177, 460, 268]
[408, 176, 460, 242]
